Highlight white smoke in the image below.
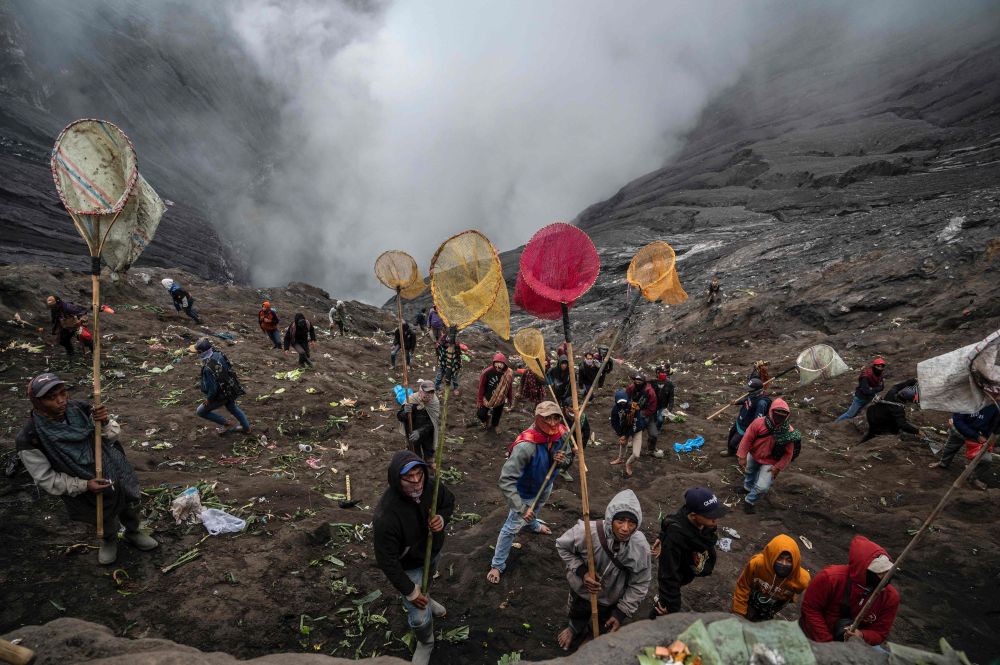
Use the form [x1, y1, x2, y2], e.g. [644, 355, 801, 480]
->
[226, 1, 759, 301]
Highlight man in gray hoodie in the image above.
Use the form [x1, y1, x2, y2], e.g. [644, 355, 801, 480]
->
[554, 489, 652, 651]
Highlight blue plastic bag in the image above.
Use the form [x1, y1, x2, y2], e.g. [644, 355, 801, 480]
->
[394, 384, 414, 405]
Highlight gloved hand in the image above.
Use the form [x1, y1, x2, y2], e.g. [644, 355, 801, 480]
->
[408, 431, 420, 443]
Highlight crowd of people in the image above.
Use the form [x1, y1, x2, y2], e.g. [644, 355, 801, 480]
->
[17, 285, 996, 664]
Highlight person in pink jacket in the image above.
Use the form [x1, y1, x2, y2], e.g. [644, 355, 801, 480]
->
[737, 398, 801, 514]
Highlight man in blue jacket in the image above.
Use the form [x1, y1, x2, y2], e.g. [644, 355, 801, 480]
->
[929, 402, 1000, 491]
[195, 338, 251, 435]
[720, 378, 771, 457]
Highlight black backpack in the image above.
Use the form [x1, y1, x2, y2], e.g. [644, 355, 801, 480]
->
[207, 355, 245, 401]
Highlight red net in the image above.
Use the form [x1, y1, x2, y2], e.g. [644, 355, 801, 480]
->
[514, 272, 563, 320]
[519, 222, 600, 304]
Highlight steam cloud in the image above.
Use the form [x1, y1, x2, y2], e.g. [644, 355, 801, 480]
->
[226, 1, 759, 301]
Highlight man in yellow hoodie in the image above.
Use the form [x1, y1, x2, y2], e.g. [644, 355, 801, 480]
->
[732, 534, 811, 622]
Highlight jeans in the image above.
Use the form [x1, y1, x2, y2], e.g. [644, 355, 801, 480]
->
[645, 417, 660, 451]
[400, 565, 434, 640]
[490, 506, 546, 572]
[743, 454, 774, 505]
[435, 366, 459, 391]
[264, 329, 281, 348]
[835, 395, 870, 422]
[197, 399, 251, 431]
[178, 302, 200, 324]
[390, 346, 412, 368]
[938, 427, 992, 482]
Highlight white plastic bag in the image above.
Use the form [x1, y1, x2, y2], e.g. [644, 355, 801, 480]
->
[170, 487, 203, 524]
[917, 329, 1000, 413]
[200, 508, 247, 535]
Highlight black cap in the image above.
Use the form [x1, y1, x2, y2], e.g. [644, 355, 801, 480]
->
[632, 371, 646, 382]
[28, 372, 66, 399]
[747, 377, 764, 391]
[684, 487, 728, 519]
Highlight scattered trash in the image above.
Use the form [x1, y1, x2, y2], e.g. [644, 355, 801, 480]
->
[673, 436, 705, 454]
[721, 526, 741, 539]
[151, 442, 173, 450]
[704, 359, 714, 366]
[305, 387, 318, 394]
[306, 457, 324, 469]
[799, 535, 813, 550]
[201, 508, 246, 535]
[161, 545, 202, 573]
[679, 402, 689, 410]
[3, 341, 44, 354]
[718, 537, 732, 552]
[298, 444, 313, 453]
[274, 369, 305, 381]
[341, 398, 358, 407]
[171, 487, 204, 524]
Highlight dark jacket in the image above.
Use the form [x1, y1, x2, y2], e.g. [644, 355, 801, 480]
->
[735, 393, 771, 434]
[200, 350, 237, 401]
[655, 507, 718, 613]
[952, 404, 1000, 441]
[373, 451, 455, 597]
[397, 402, 434, 451]
[610, 389, 641, 436]
[564, 411, 590, 447]
[548, 359, 572, 405]
[863, 379, 918, 441]
[168, 283, 192, 311]
[625, 382, 658, 422]
[283, 314, 316, 351]
[50, 299, 87, 334]
[654, 379, 675, 413]
[393, 325, 417, 352]
[577, 361, 599, 388]
[854, 367, 885, 400]
[427, 308, 445, 332]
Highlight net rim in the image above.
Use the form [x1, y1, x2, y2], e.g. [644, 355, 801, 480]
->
[374, 249, 420, 290]
[429, 229, 503, 330]
[50, 118, 139, 216]
[519, 222, 600, 304]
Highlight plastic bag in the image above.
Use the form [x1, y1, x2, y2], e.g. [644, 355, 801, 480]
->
[171, 487, 203, 524]
[200, 508, 247, 535]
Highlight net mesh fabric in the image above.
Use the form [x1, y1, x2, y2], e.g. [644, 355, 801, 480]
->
[796, 344, 850, 386]
[399, 275, 427, 299]
[374, 250, 420, 290]
[430, 230, 508, 335]
[519, 222, 600, 304]
[514, 272, 563, 320]
[627, 241, 688, 304]
[51, 119, 138, 216]
[513, 327, 547, 378]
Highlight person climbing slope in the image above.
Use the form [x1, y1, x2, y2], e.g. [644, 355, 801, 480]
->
[161, 277, 201, 324]
[737, 399, 801, 514]
[732, 534, 811, 622]
[391, 322, 417, 370]
[46, 295, 93, 357]
[284, 312, 317, 367]
[258, 301, 281, 349]
[861, 378, 919, 443]
[835, 358, 887, 421]
[720, 377, 771, 458]
[195, 338, 251, 435]
[398, 380, 440, 464]
[476, 352, 514, 434]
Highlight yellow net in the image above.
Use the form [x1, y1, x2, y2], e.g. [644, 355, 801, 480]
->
[513, 327, 547, 378]
[399, 274, 428, 299]
[627, 241, 688, 304]
[374, 250, 419, 290]
[430, 230, 507, 335]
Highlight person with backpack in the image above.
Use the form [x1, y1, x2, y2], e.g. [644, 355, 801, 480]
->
[928, 402, 1000, 491]
[486, 401, 570, 585]
[427, 306, 445, 342]
[434, 330, 462, 395]
[610, 389, 642, 477]
[46, 295, 93, 356]
[737, 398, 801, 514]
[374, 451, 455, 665]
[720, 378, 771, 458]
[861, 379, 920, 443]
[195, 338, 251, 435]
[623, 372, 657, 472]
[258, 301, 281, 349]
[16, 372, 158, 565]
[650, 487, 726, 617]
[477, 353, 514, 434]
[414, 308, 428, 334]
[835, 358, 887, 422]
[554, 489, 651, 651]
[161, 277, 201, 324]
[398, 380, 440, 464]
[799, 535, 899, 646]
[650, 365, 676, 458]
[391, 322, 417, 370]
[577, 352, 600, 397]
[596, 345, 614, 389]
[284, 312, 317, 367]
[329, 301, 348, 337]
[732, 534, 811, 622]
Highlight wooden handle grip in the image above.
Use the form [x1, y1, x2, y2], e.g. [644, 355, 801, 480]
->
[0, 639, 36, 665]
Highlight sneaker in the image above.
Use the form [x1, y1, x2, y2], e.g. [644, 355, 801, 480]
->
[651, 449, 665, 458]
[124, 530, 159, 551]
[98, 538, 118, 565]
[743, 501, 756, 515]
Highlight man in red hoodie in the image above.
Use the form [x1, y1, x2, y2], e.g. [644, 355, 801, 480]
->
[477, 352, 514, 434]
[799, 535, 899, 646]
[737, 399, 800, 514]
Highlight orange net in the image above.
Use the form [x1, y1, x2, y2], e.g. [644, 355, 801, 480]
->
[626, 241, 688, 304]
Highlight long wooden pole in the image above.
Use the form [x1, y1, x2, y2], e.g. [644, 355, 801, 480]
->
[848, 423, 997, 633]
[422, 326, 456, 593]
[576, 291, 642, 420]
[91, 264, 104, 538]
[706, 365, 797, 421]
[525, 357, 573, 516]
[395, 288, 414, 449]
[562, 303, 599, 638]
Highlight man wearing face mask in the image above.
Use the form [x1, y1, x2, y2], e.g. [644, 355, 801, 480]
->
[555, 489, 651, 651]
[548, 355, 572, 406]
[835, 358, 887, 422]
[577, 352, 600, 397]
[476, 352, 514, 434]
[596, 345, 614, 388]
[732, 534, 811, 622]
[799, 535, 899, 646]
[623, 372, 658, 475]
[650, 365, 676, 459]
[650, 487, 727, 617]
[374, 451, 455, 665]
[487, 401, 570, 585]
[738, 399, 800, 514]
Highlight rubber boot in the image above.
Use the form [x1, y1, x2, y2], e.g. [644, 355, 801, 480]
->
[125, 530, 159, 551]
[99, 537, 118, 565]
[412, 620, 435, 665]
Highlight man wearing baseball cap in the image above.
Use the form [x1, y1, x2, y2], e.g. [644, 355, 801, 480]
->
[15, 373, 157, 565]
[649, 487, 727, 617]
[487, 400, 571, 585]
[398, 380, 440, 463]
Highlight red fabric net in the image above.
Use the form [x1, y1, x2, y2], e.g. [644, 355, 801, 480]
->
[513, 272, 563, 320]
[519, 223, 600, 304]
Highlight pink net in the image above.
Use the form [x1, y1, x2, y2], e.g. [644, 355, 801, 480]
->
[514, 272, 563, 320]
[519, 222, 600, 304]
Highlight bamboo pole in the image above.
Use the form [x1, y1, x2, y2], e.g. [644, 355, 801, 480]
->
[848, 422, 997, 634]
[706, 365, 797, 421]
[91, 265, 104, 538]
[562, 303, 600, 638]
[395, 288, 414, 449]
[422, 327, 456, 593]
